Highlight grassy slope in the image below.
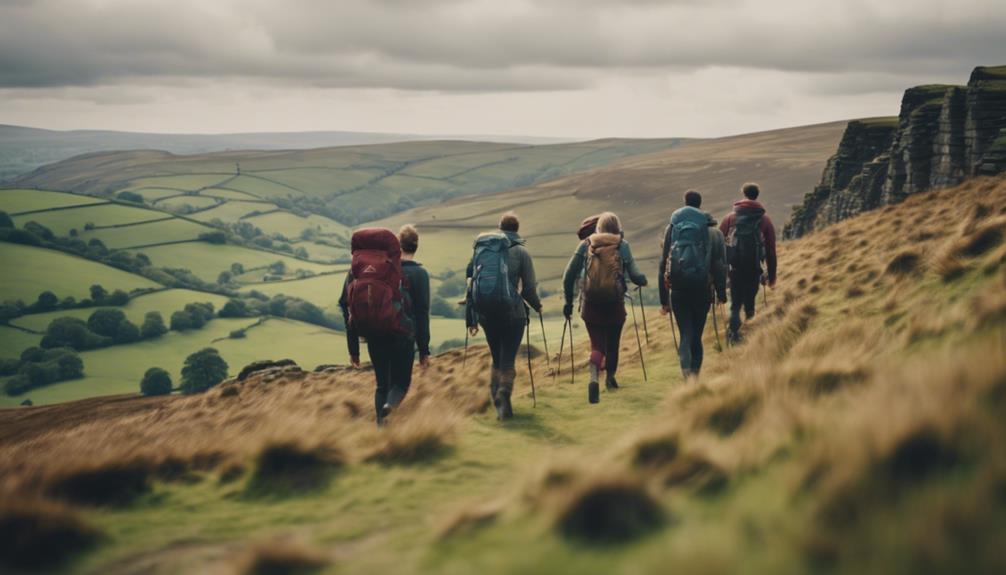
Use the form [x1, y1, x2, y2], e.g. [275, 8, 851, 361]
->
[1, 176, 1003, 574]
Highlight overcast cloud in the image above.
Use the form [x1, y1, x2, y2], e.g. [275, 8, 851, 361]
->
[0, 0, 1002, 138]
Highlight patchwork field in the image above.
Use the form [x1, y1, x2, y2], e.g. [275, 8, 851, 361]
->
[0, 188, 107, 213]
[135, 243, 338, 282]
[81, 218, 211, 249]
[0, 243, 160, 302]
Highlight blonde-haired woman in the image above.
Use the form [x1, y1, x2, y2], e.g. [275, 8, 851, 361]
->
[561, 212, 647, 403]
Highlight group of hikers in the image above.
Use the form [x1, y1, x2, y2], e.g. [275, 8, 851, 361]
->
[339, 183, 777, 425]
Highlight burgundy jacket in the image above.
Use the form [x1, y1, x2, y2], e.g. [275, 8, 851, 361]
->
[719, 199, 777, 284]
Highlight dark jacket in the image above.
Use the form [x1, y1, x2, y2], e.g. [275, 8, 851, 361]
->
[338, 259, 431, 360]
[562, 236, 647, 325]
[719, 199, 777, 284]
[658, 209, 728, 306]
[466, 231, 541, 321]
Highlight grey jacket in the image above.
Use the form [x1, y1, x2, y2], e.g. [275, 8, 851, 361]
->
[658, 211, 728, 305]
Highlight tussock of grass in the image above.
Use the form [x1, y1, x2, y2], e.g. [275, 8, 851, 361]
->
[365, 405, 461, 464]
[438, 501, 504, 539]
[246, 441, 344, 494]
[555, 478, 665, 543]
[235, 540, 330, 575]
[44, 458, 153, 506]
[885, 250, 921, 276]
[0, 500, 102, 571]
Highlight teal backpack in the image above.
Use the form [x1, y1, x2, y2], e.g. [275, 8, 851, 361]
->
[667, 207, 710, 290]
[470, 232, 521, 315]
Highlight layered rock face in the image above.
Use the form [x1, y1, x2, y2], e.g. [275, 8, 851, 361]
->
[785, 65, 1006, 238]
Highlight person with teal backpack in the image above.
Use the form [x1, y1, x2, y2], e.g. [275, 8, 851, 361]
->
[466, 211, 542, 421]
[659, 191, 727, 380]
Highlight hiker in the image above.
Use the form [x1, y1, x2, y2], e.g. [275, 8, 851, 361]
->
[562, 212, 647, 403]
[339, 225, 430, 425]
[659, 190, 727, 379]
[465, 211, 542, 421]
[719, 182, 777, 343]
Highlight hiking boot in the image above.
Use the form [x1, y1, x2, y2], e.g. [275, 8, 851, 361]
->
[496, 370, 515, 420]
[588, 363, 600, 404]
[377, 404, 392, 427]
[727, 329, 742, 345]
[489, 368, 501, 409]
[605, 374, 619, 391]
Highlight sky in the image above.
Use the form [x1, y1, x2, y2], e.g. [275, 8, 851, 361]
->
[0, 0, 1003, 139]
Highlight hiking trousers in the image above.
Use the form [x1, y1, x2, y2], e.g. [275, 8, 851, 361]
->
[671, 288, 711, 377]
[729, 271, 760, 334]
[480, 315, 525, 383]
[366, 333, 416, 419]
[585, 321, 624, 377]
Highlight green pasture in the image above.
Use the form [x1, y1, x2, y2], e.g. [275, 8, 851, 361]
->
[200, 187, 262, 201]
[0, 243, 159, 303]
[243, 210, 348, 238]
[10, 289, 230, 333]
[0, 317, 348, 407]
[136, 242, 338, 282]
[0, 326, 42, 357]
[0, 188, 106, 214]
[259, 167, 380, 194]
[242, 273, 347, 312]
[13, 202, 165, 235]
[291, 241, 349, 263]
[81, 218, 212, 249]
[125, 174, 233, 192]
[189, 200, 273, 223]
[224, 174, 304, 198]
[126, 187, 184, 202]
[154, 195, 221, 211]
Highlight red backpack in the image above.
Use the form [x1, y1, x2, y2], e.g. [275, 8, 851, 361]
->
[347, 228, 410, 337]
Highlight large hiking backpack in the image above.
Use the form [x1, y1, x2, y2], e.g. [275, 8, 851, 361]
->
[726, 210, 764, 275]
[346, 228, 410, 337]
[582, 233, 625, 303]
[667, 207, 711, 290]
[470, 232, 521, 316]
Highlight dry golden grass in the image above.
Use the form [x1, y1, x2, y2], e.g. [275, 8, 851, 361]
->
[233, 539, 330, 575]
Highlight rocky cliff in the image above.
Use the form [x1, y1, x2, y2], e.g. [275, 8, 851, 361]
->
[785, 65, 1006, 238]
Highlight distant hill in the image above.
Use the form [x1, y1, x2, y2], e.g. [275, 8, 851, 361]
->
[0, 124, 572, 182]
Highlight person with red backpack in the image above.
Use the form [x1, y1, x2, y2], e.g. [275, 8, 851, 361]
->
[466, 211, 541, 421]
[562, 212, 648, 403]
[339, 225, 430, 425]
[719, 182, 777, 344]
[659, 191, 727, 379]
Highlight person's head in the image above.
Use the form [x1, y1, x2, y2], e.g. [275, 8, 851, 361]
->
[596, 212, 622, 235]
[684, 190, 702, 208]
[742, 182, 760, 200]
[499, 211, 520, 233]
[398, 224, 419, 255]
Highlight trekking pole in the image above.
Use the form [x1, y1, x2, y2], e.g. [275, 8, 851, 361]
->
[462, 326, 470, 368]
[538, 310, 550, 370]
[568, 318, 575, 385]
[669, 306, 679, 350]
[526, 315, 536, 408]
[555, 318, 567, 381]
[710, 290, 724, 352]
[637, 286, 650, 345]
[628, 292, 648, 382]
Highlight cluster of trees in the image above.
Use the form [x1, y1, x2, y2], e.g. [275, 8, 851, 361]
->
[431, 272, 468, 318]
[219, 293, 343, 330]
[0, 284, 134, 322]
[140, 348, 228, 397]
[40, 309, 169, 350]
[169, 302, 216, 331]
[203, 217, 310, 259]
[116, 191, 145, 204]
[2, 347, 84, 396]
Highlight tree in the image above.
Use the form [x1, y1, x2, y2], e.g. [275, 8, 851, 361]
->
[117, 191, 144, 203]
[294, 246, 309, 259]
[20, 347, 44, 363]
[114, 320, 140, 344]
[230, 262, 245, 275]
[90, 284, 108, 302]
[436, 276, 467, 298]
[0, 211, 13, 228]
[219, 298, 250, 318]
[87, 308, 128, 337]
[140, 367, 172, 396]
[431, 296, 461, 318]
[180, 348, 228, 394]
[217, 270, 232, 285]
[269, 260, 286, 275]
[23, 221, 54, 241]
[199, 231, 227, 244]
[41, 317, 107, 350]
[107, 290, 129, 305]
[170, 310, 194, 331]
[35, 291, 59, 311]
[141, 311, 168, 339]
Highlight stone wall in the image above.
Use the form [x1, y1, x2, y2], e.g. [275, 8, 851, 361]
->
[785, 65, 1006, 238]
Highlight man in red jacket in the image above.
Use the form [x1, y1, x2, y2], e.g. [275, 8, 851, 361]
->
[719, 183, 777, 343]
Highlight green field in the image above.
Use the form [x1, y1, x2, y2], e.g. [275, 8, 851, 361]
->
[125, 174, 233, 192]
[13, 203, 167, 235]
[243, 210, 348, 238]
[80, 218, 212, 249]
[0, 188, 107, 213]
[135, 242, 339, 282]
[0, 243, 160, 303]
[0, 325, 43, 357]
[189, 200, 272, 223]
[241, 273, 347, 312]
[9, 289, 230, 333]
[0, 317, 348, 407]
[154, 195, 221, 211]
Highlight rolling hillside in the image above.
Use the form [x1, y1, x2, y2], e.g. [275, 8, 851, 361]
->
[379, 121, 846, 290]
[1, 175, 1003, 574]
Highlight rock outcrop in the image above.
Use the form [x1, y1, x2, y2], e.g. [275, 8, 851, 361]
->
[786, 65, 1006, 238]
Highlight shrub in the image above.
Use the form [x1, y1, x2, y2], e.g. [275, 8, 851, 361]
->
[106, 289, 129, 306]
[170, 311, 193, 331]
[117, 191, 144, 203]
[0, 501, 102, 571]
[247, 441, 344, 493]
[180, 348, 229, 394]
[0, 358, 20, 376]
[0, 211, 12, 228]
[114, 320, 140, 344]
[35, 291, 59, 311]
[89, 284, 107, 302]
[20, 347, 44, 363]
[87, 308, 128, 337]
[40, 317, 107, 351]
[217, 270, 232, 285]
[23, 221, 55, 241]
[199, 231, 228, 244]
[140, 367, 172, 396]
[436, 276, 467, 298]
[220, 298, 251, 318]
[140, 311, 168, 339]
